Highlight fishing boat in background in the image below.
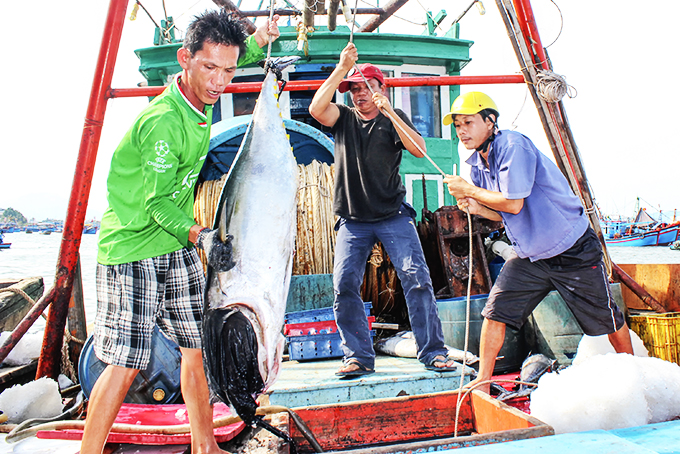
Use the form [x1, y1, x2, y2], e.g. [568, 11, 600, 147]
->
[82, 220, 100, 235]
[602, 205, 680, 247]
[0, 233, 10, 250]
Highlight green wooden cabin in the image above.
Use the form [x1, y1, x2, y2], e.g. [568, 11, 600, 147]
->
[135, 20, 472, 216]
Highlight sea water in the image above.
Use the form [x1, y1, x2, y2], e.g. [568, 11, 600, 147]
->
[1, 232, 680, 327]
[0, 232, 99, 325]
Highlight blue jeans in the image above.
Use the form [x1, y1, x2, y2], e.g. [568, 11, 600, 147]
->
[333, 204, 448, 368]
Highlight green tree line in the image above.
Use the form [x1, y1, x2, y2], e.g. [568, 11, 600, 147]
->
[0, 207, 27, 225]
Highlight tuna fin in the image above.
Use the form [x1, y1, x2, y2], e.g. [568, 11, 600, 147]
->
[203, 307, 264, 424]
[218, 200, 228, 242]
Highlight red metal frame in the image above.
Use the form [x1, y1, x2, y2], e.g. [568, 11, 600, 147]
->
[513, 0, 549, 69]
[0, 0, 540, 379]
[34, 0, 131, 379]
[110, 74, 525, 98]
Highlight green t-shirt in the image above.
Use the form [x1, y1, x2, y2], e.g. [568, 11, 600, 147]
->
[97, 38, 264, 265]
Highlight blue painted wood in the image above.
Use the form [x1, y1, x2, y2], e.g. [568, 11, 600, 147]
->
[442, 420, 680, 453]
[451, 430, 658, 453]
[609, 420, 680, 454]
[268, 355, 475, 408]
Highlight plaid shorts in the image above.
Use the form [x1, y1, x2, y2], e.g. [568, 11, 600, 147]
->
[94, 248, 205, 369]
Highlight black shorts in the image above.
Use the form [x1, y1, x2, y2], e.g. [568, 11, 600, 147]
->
[482, 227, 625, 336]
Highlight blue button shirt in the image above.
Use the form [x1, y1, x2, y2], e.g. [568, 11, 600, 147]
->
[466, 130, 589, 261]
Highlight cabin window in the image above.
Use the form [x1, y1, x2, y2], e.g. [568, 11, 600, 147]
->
[231, 74, 265, 116]
[289, 68, 336, 134]
[401, 72, 442, 138]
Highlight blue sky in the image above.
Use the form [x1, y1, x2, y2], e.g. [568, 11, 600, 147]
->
[2, 0, 678, 223]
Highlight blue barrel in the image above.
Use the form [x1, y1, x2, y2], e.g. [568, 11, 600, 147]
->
[437, 294, 528, 374]
[78, 326, 182, 404]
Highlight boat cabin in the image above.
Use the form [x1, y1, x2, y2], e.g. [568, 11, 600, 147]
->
[135, 21, 472, 216]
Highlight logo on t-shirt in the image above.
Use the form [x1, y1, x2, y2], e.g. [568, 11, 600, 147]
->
[155, 140, 170, 157]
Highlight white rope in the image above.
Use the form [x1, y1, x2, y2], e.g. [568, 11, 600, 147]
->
[454, 208, 474, 436]
[349, 0, 359, 42]
[266, 0, 276, 61]
[535, 69, 576, 103]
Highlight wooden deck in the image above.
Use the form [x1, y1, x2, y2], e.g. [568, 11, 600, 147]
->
[266, 354, 476, 408]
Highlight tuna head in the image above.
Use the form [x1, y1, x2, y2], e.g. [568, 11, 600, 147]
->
[202, 306, 264, 423]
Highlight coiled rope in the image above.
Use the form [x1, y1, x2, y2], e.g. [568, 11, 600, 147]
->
[294, 161, 336, 275]
[194, 173, 229, 270]
[194, 161, 336, 276]
[535, 69, 576, 103]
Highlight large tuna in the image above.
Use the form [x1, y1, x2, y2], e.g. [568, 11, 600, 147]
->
[202, 58, 299, 441]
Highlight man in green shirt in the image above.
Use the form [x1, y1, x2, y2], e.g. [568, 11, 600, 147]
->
[81, 10, 279, 454]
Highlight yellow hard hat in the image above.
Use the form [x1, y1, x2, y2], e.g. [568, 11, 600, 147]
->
[443, 91, 499, 126]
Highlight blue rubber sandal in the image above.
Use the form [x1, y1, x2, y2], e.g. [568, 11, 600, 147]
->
[425, 355, 458, 372]
[335, 359, 375, 378]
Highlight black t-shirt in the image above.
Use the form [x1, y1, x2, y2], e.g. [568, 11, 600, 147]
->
[331, 104, 419, 222]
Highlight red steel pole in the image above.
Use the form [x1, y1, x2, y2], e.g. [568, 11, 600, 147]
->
[36, 0, 130, 379]
[109, 74, 525, 98]
[513, 0, 549, 69]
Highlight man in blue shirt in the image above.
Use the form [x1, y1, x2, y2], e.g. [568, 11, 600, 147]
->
[443, 92, 633, 393]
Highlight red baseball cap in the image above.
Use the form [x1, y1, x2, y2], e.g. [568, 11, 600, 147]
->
[338, 63, 385, 93]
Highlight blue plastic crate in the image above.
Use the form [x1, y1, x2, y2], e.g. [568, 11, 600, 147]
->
[287, 330, 376, 361]
[284, 302, 372, 324]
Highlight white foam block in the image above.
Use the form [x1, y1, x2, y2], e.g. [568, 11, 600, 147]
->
[530, 353, 680, 434]
[0, 377, 64, 424]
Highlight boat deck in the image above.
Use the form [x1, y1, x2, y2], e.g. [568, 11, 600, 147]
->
[452, 420, 680, 453]
[266, 354, 476, 408]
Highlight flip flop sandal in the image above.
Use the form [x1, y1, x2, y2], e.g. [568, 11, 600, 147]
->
[425, 355, 458, 372]
[335, 359, 375, 378]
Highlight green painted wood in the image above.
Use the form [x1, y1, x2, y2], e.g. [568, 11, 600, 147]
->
[285, 273, 335, 313]
[135, 26, 472, 86]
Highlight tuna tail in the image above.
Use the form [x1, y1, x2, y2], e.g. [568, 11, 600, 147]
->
[202, 307, 299, 453]
[258, 56, 301, 95]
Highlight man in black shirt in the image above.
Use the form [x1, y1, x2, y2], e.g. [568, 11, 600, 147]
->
[309, 42, 455, 377]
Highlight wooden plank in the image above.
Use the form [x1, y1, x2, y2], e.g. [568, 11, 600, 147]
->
[0, 360, 38, 388]
[609, 420, 680, 453]
[328, 426, 555, 454]
[0, 277, 44, 332]
[268, 356, 471, 408]
[471, 391, 547, 434]
[618, 264, 680, 312]
[285, 274, 334, 313]
[289, 390, 476, 452]
[67, 257, 88, 372]
[438, 429, 659, 453]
